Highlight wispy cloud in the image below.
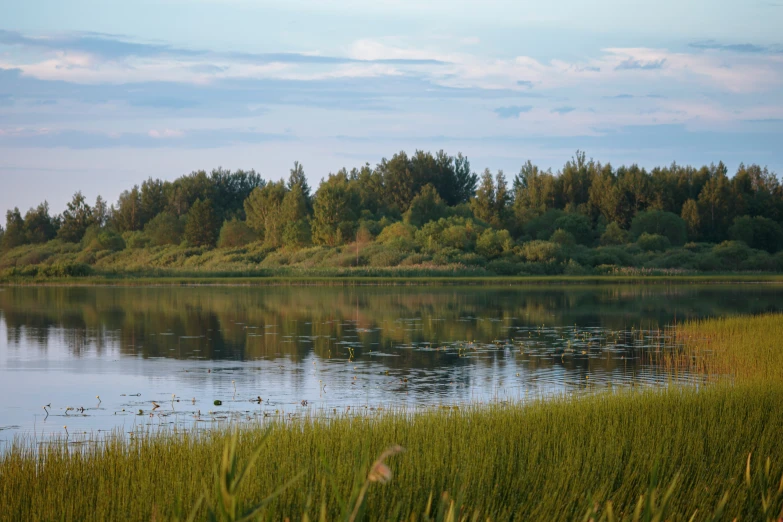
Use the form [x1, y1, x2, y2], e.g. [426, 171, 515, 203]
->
[615, 58, 667, 70]
[690, 40, 783, 53]
[0, 29, 445, 66]
[0, 127, 294, 149]
[494, 105, 533, 118]
[551, 106, 576, 114]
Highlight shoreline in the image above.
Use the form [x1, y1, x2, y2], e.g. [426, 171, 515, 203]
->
[3, 273, 783, 286]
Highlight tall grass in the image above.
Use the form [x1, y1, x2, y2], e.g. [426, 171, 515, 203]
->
[674, 313, 783, 382]
[2, 383, 782, 521]
[3, 314, 783, 520]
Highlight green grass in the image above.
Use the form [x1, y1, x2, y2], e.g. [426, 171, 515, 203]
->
[1, 385, 782, 521]
[2, 314, 783, 521]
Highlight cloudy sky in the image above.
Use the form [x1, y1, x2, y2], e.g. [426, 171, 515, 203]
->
[1, 0, 782, 217]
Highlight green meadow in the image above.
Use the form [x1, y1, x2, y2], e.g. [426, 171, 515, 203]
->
[1, 314, 782, 521]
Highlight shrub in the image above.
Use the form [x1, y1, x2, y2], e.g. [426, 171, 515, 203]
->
[518, 240, 560, 263]
[712, 240, 752, 270]
[728, 215, 783, 253]
[600, 222, 629, 246]
[368, 249, 406, 267]
[403, 184, 448, 227]
[630, 210, 688, 246]
[377, 222, 416, 249]
[523, 209, 565, 240]
[549, 229, 576, 247]
[145, 212, 185, 246]
[475, 229, 513, 259]
[217, 220, 258, 249]
[552, 213, 594, 245]
[123, 231, 150, 249]
[486, 259, 520, 275]
[636, 233, 671, 252]
[563, 259, 589, 276]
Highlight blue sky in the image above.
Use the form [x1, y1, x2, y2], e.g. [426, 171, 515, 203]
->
[1, 0, 782, 218]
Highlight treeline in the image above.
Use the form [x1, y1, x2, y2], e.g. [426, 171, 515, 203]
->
[1, 150, 782, 275]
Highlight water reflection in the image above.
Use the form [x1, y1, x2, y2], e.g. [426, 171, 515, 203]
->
[0, 284, 780, 438]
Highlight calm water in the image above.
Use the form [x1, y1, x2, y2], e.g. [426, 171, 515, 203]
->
[0, 284, 781, 441]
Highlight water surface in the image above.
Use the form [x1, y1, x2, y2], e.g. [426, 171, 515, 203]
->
[1, 284, 780, 440]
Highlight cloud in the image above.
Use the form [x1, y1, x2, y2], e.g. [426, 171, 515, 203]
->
[689, 40, 783, 53]
[0, 29, 445, 66]
[494, 105, 533, 118]
[0, 127, 293, 149]
[551, 106, 575, 114]
[147, 129, 184, 139]
[516, 80, 534, 88]
[615, 58, 667, 70]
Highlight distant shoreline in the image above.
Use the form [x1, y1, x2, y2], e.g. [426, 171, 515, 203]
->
[2, 273, 783, 286]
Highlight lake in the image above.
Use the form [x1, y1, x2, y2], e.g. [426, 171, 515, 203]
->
[1, 284, 781, 441]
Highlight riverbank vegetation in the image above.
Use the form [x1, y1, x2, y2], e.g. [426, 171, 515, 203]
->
[1, 314, 782, 521]
[2, 151, 783, 279]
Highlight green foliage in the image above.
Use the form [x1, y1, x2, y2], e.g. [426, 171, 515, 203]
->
[553, 213, 594, 245]
[23, 202, 57, 244]
[523, 209, 566, 240]
[600, 222, 630, 246]
[712, 240, 753, 271]
[636, 233, 672, 252]
[145, 212, 185, 246]
[403, 184, 448, 227]
[519, 240, 560, 262]
[83, 226, 125, 252]
[244, 181, 287, 246]
[58, 192, 93, 243]
[550, 228, 576, 246]
[312, 172, 358, 246]
[475, 228, 513, 259]
[185, 199, 218, 248]
[630, 210, 688, 246]
[1, 208, 27, 251]
[729, 215, 783, 253]
[218, 220, 258, 249]
[281, 220, 312, 249]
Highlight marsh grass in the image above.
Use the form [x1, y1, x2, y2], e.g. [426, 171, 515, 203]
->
[2, 383, 783, 521]
[2, 314, 783, 521]
[655, 313, 783, 383]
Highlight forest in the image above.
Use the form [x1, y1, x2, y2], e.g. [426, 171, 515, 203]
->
[2, 150, 783, 277]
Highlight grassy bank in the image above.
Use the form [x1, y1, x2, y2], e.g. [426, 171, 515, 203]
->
[1, 315, 782, 521]
[2, 272, 783, 286]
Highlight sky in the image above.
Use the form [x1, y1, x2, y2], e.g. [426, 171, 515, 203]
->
[1, 0, 782, 218]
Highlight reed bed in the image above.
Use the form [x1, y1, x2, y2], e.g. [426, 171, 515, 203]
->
[2, 313, 783, 521]
[1, 383, 782, 521]
[670, 313, 783, 382]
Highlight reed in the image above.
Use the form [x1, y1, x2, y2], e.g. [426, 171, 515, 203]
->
[1, 383, 782, 521]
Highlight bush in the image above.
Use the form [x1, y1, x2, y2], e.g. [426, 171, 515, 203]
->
[523, 209, 565, 240]
[218, 220, 258, 249]
[552, 213, 593, 245]
[475, 229, 513, 259]
[550, 229, 576, 247]
[486, 259, 521, 275]
[600, 222, 629, 246]
[518, 240, 560, 263]
[123, 231, 150, 249]
[145, 212, 185, 246]
[377, 222, 416, 250]
[712, 240, 753, 270]
[636, 233, 671, 252]
[728, 215, 783, 253]
[563, 259, 589, 275]
[367, 248, 406, 267]
[630, 210, 688, 246]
